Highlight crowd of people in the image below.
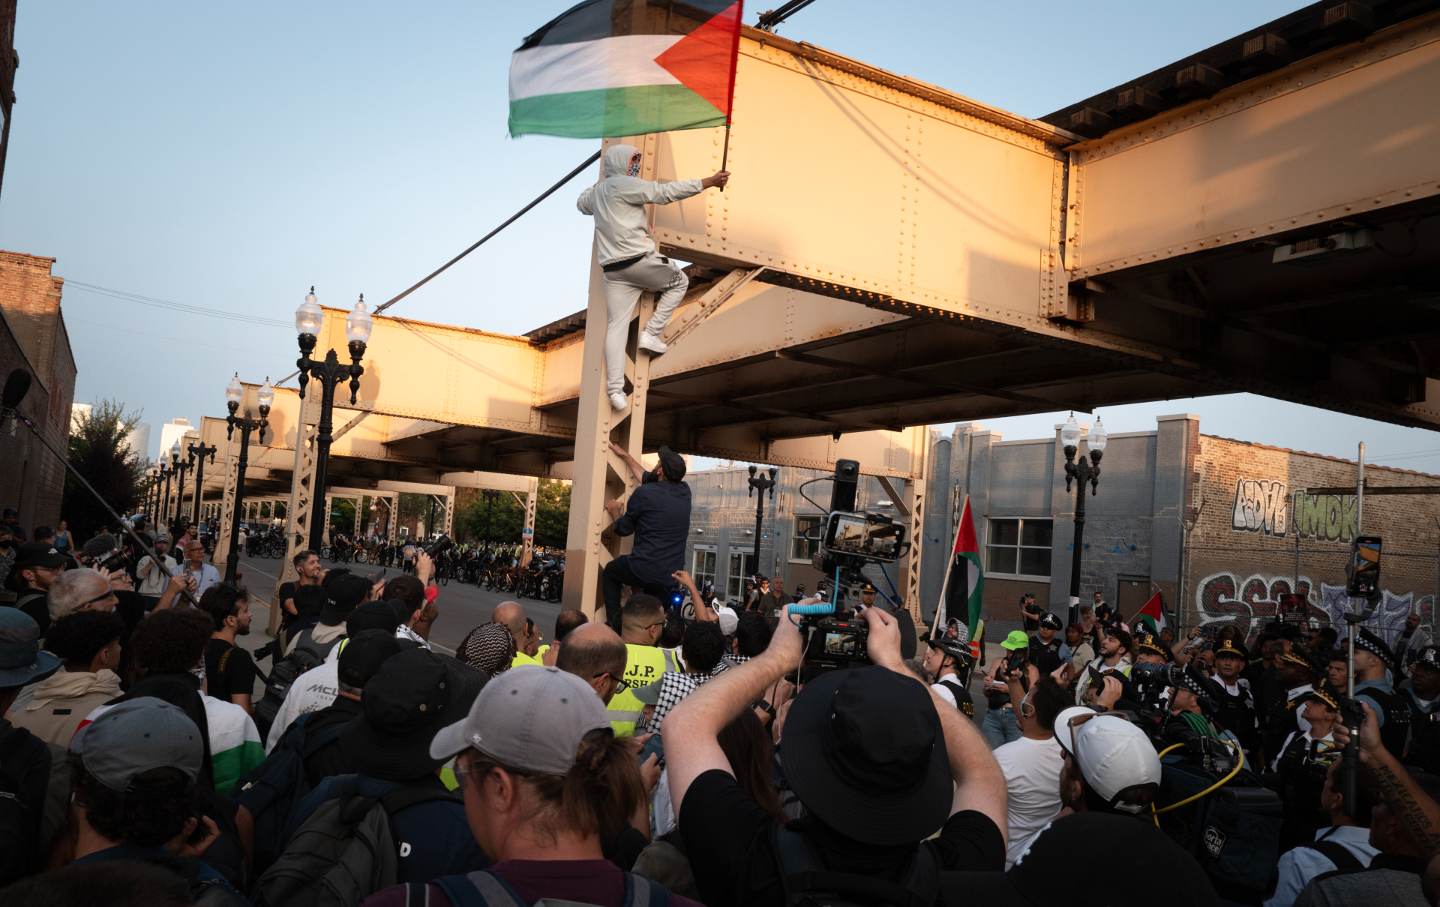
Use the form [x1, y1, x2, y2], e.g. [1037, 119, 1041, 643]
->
[5, 442, 1440, 907]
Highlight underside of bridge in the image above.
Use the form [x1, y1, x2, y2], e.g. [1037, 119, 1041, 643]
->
[199, 2, 1440, 618]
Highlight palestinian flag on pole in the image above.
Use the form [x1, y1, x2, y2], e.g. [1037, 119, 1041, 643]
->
[933, 496, 984, 645]
[1134, 591, 1167, 635]
[509, 0, 744, 138]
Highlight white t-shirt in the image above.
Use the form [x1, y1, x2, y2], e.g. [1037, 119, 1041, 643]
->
[263, 644, 343, 751]
[992, 735, 1065, 868]
[930, 671, 964, 709]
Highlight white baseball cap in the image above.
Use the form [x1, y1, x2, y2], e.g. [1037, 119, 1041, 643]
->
[716, 606, 739, 636]
[1071, 714, 1161, 809]
[1053, 706, 1094, 757]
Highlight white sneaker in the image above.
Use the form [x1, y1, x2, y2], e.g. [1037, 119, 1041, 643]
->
[638, 331, 668, 355]
[609, 392, 629, 412]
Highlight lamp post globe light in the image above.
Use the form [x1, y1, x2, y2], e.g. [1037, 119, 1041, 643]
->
[224, 374, 273, 583]
[1061, 413, 1107, 625]
[747, 464, 780, 577]
[295, 288, 372, 551]
[188, 437, 218, 526]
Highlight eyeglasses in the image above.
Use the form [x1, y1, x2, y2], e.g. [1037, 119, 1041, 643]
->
[594, 671, 631, 693]
[79, 589, 118, 609]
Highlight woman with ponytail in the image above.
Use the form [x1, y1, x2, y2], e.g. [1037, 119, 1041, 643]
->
[364, 665, 702, 907]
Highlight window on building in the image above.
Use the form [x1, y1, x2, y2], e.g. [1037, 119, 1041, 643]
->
[791, 515, 824, 562]
[726, 551, 757, 602]
[986, 518, 1052, 579]
[692, 547, 717, 591]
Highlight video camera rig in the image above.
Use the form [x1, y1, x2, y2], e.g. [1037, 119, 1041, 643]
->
[791, 460, 909, 680]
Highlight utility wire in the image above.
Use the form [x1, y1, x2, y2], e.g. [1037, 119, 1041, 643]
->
[268, 149, 602, 388]
[67, 280, 293, 328]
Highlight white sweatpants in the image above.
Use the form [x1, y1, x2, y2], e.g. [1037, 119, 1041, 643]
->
[602, 253, 688, 396]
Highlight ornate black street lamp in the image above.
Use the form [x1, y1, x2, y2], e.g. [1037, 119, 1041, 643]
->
[1061, 413, 1107, 625]
[294, 288, 372, 551]
[170, 440, 193, 530]
[224, 374, 273, 583]
[189, 439, 218, 525]
[747, 465, 780, 576]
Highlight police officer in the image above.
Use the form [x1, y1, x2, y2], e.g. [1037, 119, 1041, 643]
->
[1209, 639, 1261, 761]
[922, 635, 975, 718]
[1262, 648, 1320, 765]
[1405, 645, 1440, 773]
[1129, 632, 1173, 741]
[1028, 612, 1064, 673]
[1161, 663, 1225, 748]
[1352, 627, 1410, 759]
[1268, 684, 1344, 851]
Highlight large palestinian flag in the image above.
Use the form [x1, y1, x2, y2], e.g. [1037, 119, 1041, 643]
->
[933, 496, 985, 645]
[510, 0, 744, 138]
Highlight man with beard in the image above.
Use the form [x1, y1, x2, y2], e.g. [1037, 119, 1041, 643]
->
[201, 583, 258, 716]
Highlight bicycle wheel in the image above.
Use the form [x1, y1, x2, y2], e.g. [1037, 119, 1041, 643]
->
[353, 549, 368, 564]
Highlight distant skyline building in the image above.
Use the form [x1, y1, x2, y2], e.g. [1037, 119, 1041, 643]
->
[157, 417, 194, 463]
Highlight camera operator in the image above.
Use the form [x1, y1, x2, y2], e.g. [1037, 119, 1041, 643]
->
[1075, 627, 1134, 705]
[134, 532, 178, 610]
[601, 443, 691, 629]
[982, 632, 1032, 748]
[8, 542, 67, 632]
[664, 604, 1007, 907]
[1018, 592, 1043, 633]
[1128, 632, 1174, 737]
[179, 541, 220, 599]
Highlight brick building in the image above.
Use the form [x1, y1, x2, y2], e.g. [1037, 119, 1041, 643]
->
[683, 416, 1440, 647]
[928, 417, 1440, 647]
[0, 250, 75, 531]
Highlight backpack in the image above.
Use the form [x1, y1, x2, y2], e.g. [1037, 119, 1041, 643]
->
[413, 867, 671, 907]
[252, 775, 457, 907]
[252, 632, 331, 735]
[234, 713, 346, 874]
[773, 826, 939, 907]
[0, 725, 50, 886]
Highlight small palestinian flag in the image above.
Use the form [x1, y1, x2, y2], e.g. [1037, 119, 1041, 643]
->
[509, 0, 744, 139]
[1134, 591, 1167, 635]
[934, 496, 984, 645]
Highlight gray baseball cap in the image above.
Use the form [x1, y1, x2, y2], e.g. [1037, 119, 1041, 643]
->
[70, 697, 205, 790]
[430, 665, 611, 775]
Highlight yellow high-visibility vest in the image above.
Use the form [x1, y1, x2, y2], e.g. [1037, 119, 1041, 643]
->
[606, 643, 678, 736]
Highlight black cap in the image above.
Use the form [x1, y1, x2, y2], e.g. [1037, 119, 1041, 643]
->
[81, 536, 117, 560]
[338, 630, 404, 690]
[13, 542, 67, 570]
[1039, 612, 1063, 631]
[926, 635, 972, 666]
[347, 599, 401, 635]
[1412, 645, 1440, 673]
[1353, 628, 1397, 672]
[860, 582, 876, 595]
[320, 572, 372, 624]
[342, 648, 486, 780]
[657, 445, 686, 481]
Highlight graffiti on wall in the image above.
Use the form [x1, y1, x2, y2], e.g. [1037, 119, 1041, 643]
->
[1194, 570, 1434, 648]
[1229, 478, 1359, 542]
[1232, 479, 1288, 536]
[1292, 490, 1360, 543]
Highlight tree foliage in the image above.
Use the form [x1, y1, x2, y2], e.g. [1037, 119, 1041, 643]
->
[64, 400, 144, 540]
[455, 479, 570, 547]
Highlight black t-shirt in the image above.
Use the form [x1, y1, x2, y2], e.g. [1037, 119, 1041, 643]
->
[204, 637, 258, 702]
[279, 582, 326, 625]
[1021, 603, 1043, 632]
[678, 769, 1003, 907]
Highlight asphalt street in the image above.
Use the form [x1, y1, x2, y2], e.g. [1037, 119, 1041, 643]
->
[230, 550, 564, 656]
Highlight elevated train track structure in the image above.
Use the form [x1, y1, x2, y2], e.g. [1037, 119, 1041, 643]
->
[197, 4, 1440, 619]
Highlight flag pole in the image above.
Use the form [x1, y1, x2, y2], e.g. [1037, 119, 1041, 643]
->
[718, 2, 744, 188]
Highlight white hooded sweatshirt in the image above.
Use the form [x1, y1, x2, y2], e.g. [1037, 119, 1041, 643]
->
[577, 143, 705, 266]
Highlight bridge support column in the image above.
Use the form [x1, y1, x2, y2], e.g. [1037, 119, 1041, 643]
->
[275, 391, 320, 635]
[563, 146, 661, 619]
[902, 476, 926, 623]
[213, 427, 240, 574]
[520, 478, 539, 569]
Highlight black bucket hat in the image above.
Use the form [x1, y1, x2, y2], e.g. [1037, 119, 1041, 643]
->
[780, 665, 952, 846]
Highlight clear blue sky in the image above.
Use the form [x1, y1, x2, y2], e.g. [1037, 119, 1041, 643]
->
[7, 1, 1440, 474]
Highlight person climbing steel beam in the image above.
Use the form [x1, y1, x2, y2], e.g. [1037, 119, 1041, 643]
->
[577, 146, 729, 411]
